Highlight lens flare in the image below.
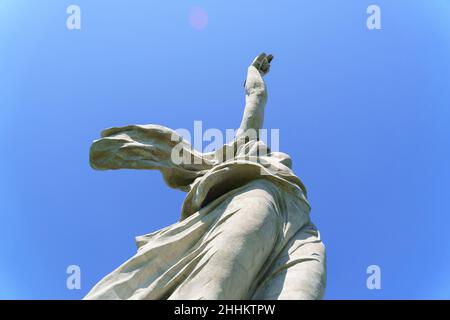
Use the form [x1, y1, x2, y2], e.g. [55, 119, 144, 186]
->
[189, 6, 208, 31]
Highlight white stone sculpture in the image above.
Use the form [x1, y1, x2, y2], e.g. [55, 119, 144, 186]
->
[85, 53, 326, 300]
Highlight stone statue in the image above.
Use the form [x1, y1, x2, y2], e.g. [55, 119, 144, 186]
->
[85, 53, 326, 300]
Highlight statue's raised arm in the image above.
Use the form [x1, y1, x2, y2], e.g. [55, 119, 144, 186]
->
[237, 53, 273, 139]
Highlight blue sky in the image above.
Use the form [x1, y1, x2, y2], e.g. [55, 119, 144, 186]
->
[0, 0, 449, 299]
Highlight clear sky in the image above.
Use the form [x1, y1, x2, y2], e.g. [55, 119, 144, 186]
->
[0, 0, 449, 299]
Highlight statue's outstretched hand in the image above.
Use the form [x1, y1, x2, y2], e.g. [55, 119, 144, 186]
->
[251, 53, 273, 76]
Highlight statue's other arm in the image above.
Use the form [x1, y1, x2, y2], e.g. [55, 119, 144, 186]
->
[237, 53, 273, 138]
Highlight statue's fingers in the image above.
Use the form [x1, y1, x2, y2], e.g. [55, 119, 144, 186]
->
[260, 58, 270, 71]
[267, 54, 274, 63]
[252, 53, 267, 68]
[257, 52, 267, 61]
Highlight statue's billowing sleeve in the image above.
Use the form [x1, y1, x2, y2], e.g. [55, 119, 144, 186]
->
[89, 124, 213, 191]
